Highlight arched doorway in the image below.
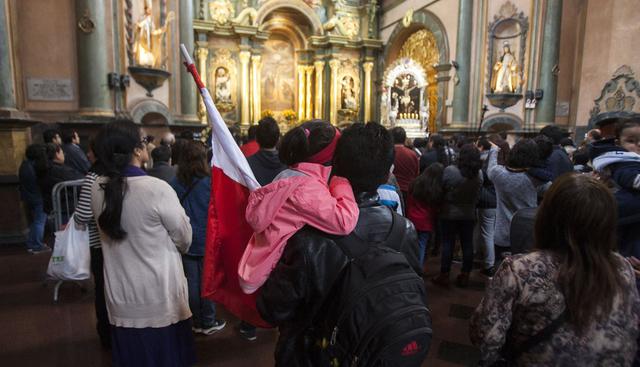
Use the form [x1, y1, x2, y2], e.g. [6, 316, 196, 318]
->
[383, 10, 449, 133]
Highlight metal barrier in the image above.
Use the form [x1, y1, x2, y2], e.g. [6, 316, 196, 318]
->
[51, 179, 85, 231]
[49, 179, 86, 303]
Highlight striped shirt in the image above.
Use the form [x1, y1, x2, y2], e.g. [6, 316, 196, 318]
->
[74, 172, 101, 248]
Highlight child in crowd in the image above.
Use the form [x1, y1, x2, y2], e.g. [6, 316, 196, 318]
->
[407, 163, 444, 265]
[590, 119, 640, 258]
[238, 121, 359, 294]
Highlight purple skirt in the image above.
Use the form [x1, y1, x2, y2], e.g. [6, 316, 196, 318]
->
[111, 318, 196, 367]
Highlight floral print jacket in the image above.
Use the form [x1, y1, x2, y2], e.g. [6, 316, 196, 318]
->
[470, 251, 639, 366]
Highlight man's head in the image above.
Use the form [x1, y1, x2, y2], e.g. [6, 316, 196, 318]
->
[390, 127, 406, 145]
[540, 125, 565, 145]
[43, 129, 62, 145]
[61, 129, 80, 145]
[256, 117, 280, 150]
[334, 122, 394, 194]
[161, 132, 175, 146]
[151, 144, 172, 164]
[247, 125, 258, 141]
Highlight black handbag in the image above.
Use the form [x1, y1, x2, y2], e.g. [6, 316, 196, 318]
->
[484, 310, 567, 367]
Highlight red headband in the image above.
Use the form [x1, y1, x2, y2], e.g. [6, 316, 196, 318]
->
[307, 128, 341, 165]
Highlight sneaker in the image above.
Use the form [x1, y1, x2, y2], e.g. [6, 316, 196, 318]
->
[28, 245, 51, 255]
[201, 320, 226, 335]
[480, 267, 496, 278]
[191, 326, 203, 334]
[239, 326, 257, 341]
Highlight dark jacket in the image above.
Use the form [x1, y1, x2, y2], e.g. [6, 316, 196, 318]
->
[19, 159, 43, 207]
[147, 161, 177, 183]
[62, 143, 91, 174]
[441, 165, 482, 220]
[545, 146, 573, 180]
[171, 176, 211, 256]
[247, 149, 287, 186]
[477, 153, 496, 209]
[39, 162, 84, 214]
[257, 194, 421, 367]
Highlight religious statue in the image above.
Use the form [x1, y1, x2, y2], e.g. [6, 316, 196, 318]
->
[391, 74, 420, 117]
[133, 0, 174, 69]
[214, 67, 232, 104]
[341, 77, 357, 111]
[491, 42, 520, 93]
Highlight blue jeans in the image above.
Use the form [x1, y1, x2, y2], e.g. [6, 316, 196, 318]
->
[417, 231, 431, 265]
[26, 204, 47, 250]
[182, 255, 216, 328]
[440, 219, 475, 274]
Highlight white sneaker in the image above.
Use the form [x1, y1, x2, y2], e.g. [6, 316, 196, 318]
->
[201, 320, 226, 335]
[191, 327, 203, 334]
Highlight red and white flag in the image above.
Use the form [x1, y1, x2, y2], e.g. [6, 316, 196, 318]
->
[180, 45, 269, 328]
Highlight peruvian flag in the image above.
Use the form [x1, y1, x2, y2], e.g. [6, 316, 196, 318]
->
[180, 45, 269, 328]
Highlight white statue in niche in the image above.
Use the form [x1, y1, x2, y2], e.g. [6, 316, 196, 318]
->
[133, 0, 174, 68]
[215, 67, 232, 104]
[491, 41, 520, 93]
[341, 76, 357, 111]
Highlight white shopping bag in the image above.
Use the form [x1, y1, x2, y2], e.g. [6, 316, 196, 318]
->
[46, 214, 91, 280]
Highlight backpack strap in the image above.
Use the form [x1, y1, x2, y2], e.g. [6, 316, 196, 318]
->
[179, 178, 201, 204]
[334, 207, 406, 260]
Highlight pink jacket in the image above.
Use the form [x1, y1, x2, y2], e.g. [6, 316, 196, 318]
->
[238, 162, 359, 294]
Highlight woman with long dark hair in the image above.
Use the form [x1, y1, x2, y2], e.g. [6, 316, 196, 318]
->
[171, 141, 226, 336]
[407, 163, 444, 265]
[91, 120, 195, 367]
[432, 144, 483, 287]
[470, 174, 639, 366]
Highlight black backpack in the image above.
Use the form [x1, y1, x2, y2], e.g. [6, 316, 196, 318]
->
[311, 211, 432, 367]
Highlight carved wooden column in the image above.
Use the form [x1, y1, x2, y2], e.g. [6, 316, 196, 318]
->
[314, 60, 325, 119]
[305, 66, 314, 120]
[239, 49, 251, 126]
[297, 65, 306, 121]
[196, 46, 209, 123]
[251, 54, 262, 123]
[363, 61, 374, 123]
[329, 59, 341, 125]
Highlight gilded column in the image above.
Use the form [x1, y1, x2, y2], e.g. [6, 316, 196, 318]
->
[196, 46, 209, 123]
[239, 50, 251, 126]
[76, 0, 112, 115]
[451, 0, 473, 125]
[329, 59, 341, 125]
[0, 0, 16, 110]
[305, 66, 314, 120]
[314, 60, 325, 119]
[536, 0, 563, 126]
[297, 65, 306, 121]
[363, 61, 374, 123]
[179, 0, 197, 118]
[251, 55, 262, 124]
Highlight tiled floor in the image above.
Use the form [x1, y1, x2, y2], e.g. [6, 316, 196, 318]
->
[0, 244, 488, 366]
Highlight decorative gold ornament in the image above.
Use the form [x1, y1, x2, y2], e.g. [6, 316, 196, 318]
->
[209, 0, 235, 26]
[402, 8, 414, 28]
[78, 8, 95, 34]
[498, 1, 519, 19]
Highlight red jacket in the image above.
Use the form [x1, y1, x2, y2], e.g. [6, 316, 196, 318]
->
[393, 145, 419, 192]
[407, 194, 436, 232]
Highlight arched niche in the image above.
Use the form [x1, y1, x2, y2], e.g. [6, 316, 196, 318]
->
[130, 99, 173, 126]
[383, 10, 449, 132]
[255, 0, 323, 36]
[481, 113, 523, 132]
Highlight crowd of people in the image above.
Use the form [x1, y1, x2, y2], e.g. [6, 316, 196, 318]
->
[16, 116, 640, 366]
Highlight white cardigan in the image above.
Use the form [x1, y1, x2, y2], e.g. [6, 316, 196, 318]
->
[92, 175, 193, 328]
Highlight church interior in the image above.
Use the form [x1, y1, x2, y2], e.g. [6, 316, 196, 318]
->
[1, 0, 639, 366]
